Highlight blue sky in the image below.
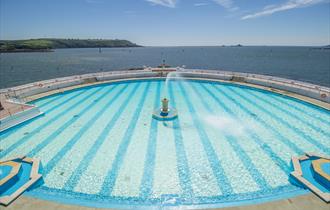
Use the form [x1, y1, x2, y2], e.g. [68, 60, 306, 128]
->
[0, 0, 329, 46]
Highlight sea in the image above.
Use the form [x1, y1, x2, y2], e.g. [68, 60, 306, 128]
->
[0, 46, 329, 89]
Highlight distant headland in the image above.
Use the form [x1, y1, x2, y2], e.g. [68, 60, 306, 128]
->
[0, 38, 141, 53]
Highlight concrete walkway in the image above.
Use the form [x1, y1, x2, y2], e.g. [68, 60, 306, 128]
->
[3, 194, 328, 210]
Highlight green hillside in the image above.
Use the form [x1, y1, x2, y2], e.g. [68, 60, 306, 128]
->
[0, 38, 141, 52]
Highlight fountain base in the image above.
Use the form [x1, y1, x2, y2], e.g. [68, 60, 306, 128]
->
[152, 108, 178, 121]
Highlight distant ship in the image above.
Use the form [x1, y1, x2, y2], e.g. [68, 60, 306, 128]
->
[221, 44, 243, 47]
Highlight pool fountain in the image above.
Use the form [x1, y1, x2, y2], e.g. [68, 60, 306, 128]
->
[152, 69, 181, 121]
[152, 98, 178, 121]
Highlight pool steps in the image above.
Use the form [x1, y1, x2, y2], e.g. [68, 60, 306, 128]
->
[290, 153, 330, 203]
[0, 156, 43, 206]
[312, 159, 330, 187]
[0, 99, 43, 133]
[0, 161, 21, 191]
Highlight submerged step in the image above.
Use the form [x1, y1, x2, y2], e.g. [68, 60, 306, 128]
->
[0, 161, 22, 194]
[0, 156, 43, 206]
[290, 153, 330, 203]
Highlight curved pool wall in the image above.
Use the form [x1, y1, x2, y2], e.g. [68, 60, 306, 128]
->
[1, 68, 329, 104]
[0, 69, 329, 209]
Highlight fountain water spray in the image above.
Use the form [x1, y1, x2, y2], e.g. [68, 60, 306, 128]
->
[163, 70, 185, 99]
[152, 67, 183, 121]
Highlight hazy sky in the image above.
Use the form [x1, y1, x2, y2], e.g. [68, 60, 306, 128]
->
[1, 0, 329, 46]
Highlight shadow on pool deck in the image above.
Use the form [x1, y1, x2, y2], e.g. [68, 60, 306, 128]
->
[3, 193, 329, 210]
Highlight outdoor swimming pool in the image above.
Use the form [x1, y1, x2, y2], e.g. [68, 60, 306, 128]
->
[0, 79, 329, 208]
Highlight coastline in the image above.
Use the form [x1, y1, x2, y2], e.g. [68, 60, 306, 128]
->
[0, 38, 142, 53]
[0, 49, 54, 53]
[0, 46, 143, 53]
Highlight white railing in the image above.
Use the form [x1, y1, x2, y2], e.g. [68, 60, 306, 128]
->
[0, 68, 329, 103]
[186, 69, 329, 93]
[0, 69, 150, 99]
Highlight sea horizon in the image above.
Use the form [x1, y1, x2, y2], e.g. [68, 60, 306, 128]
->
[1, 46, 329, 89]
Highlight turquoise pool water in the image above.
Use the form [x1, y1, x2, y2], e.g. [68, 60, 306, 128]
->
[0, 79, 329, 208]
[0, 165, 12, 180]
[321, 163, 330, 174]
